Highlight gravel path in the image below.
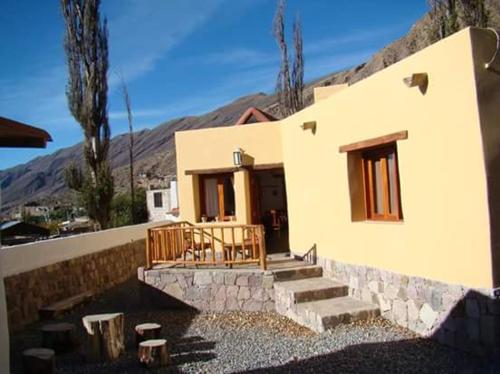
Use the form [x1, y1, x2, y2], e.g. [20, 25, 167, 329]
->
[10, 277, 495, 373]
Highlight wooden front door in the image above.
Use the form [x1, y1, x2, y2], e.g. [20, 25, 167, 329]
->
[249, 171, 261, 224]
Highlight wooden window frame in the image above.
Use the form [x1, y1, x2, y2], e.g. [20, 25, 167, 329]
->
[199, 173, 236, 222]
[361, 144, 402, 222]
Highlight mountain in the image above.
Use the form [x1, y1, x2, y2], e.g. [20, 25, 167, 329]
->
[1, 0, 499, 213]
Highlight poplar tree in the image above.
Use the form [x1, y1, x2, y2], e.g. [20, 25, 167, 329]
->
[61, 0, 114, 229]
[273, 0, 305, 117]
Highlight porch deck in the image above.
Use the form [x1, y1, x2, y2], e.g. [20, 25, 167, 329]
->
[148, 253, 306, 272]
[145, 222, 291, 271]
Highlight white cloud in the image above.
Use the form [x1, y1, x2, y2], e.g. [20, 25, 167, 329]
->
[106, 0, 225, 85]
[0, 0, 226, 132]
[305, 23, 410, 56]
[186, 48, 277, 68]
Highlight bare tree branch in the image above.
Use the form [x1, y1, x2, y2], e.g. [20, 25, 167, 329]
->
[292, 13, 304, 113]
[273, 0, 305, 117]
[119, 75, 136, 224]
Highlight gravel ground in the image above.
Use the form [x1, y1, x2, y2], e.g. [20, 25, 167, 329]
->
[10, 277, 497, 373]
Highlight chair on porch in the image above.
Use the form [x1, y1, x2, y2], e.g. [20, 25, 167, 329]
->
[181, 231, 212, 262]
[223, 227, 263, 263]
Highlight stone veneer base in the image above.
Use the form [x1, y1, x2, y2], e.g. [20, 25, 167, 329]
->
[138, 267, 275, 313]
[4, 239, 145, 330]
[303, 253, 500, 356]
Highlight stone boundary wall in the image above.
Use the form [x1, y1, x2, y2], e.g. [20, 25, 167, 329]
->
[139, 267, 275, 312]
[313, 255, 500, 356]
[5, 239, 145, 330]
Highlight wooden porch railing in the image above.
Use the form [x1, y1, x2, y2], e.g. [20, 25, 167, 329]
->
[145, 222, 267, 270]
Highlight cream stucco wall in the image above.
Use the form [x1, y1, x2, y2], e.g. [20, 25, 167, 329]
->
[176, 122, 283, 224]
[281, 27, 493, 288]
[0, 272, 8, 373]
[470, 28, 500, 288]
[0, 221, 169, 278]
[174, 28, 498, 289]
[313, 84, 349, 103]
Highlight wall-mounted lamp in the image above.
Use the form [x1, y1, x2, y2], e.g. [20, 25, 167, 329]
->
[301, 121, 317, 134]
[233, 147, 244, 167]
[402, 73, 428, 94]
[485, 28, 500, 74]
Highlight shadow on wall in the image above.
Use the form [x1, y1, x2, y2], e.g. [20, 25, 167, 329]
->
[431, 289, 500, 356]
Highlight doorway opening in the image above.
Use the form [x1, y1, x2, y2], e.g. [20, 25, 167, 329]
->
[250, 168, 289, 254]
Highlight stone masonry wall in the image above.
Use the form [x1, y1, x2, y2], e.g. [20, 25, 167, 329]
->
[139, 268, 275, 312]
[315, 255, 500, 356]
[4, 239, 145, 331]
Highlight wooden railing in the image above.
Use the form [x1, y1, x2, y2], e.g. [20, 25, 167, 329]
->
[146, 222, 267, 270]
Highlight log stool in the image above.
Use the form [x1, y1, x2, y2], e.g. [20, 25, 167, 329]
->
[22, 348, 55, 374]
[138, 339, 170, 368]
[135, 323, 162, 346]
[41, 322, 76, 353]
[82, 313, 124, 362]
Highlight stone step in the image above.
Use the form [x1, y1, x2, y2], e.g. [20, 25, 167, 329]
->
[296, 296, 380, 333]
[272, 265, 323, 282]
[274, 277, 348, 304]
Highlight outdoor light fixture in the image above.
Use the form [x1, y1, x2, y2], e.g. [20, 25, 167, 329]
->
[403, 73, 428, 90]
[301, 121, 317, 134]
[485, 28, 500, 74]
[233, 148, 244, 167]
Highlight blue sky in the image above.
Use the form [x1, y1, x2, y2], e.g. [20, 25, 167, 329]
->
[0, 0, 427, 170]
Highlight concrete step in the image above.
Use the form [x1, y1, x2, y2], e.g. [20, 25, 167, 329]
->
[274, 277, 348, 304]
[296, 296, 380, 333]
[272, 265, 323, 282]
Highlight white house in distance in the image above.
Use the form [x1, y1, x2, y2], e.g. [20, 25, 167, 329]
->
[146, 180, 179, 222]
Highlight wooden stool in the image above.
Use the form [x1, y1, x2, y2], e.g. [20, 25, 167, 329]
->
[82, 313, 124, 361]
[138, 339, 170, 368]
[22, 348, 55, 374]
[41, 322, 76, 353]
[135, 323, 162, 346]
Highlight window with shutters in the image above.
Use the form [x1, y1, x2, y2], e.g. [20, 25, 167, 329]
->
[361, 144, 402, 221]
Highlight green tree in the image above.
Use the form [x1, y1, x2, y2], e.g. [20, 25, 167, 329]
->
[111, 188, 148, 228]
[61, 0, 114, 229]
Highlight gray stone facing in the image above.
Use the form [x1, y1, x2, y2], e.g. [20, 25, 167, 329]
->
[141, 268, 275, 313]
[308, 254, 500, 356]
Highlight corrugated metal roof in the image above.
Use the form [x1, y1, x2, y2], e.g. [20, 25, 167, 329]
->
[0, 220, 21, 231]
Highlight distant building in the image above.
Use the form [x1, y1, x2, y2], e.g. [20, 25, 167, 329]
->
[58, 216, 94, 236]
[146, 180, 179, 222]
[0, 220, 50, 246]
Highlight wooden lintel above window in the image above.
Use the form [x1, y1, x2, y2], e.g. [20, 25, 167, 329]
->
[185, 163, 284, 175]
[339, 131, 408, 153]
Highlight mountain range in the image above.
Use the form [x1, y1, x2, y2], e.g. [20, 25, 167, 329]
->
[1, 1, 499, 213]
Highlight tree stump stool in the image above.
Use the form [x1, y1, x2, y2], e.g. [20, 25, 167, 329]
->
[135, 323, 162, 346]
[41, 322, 76, 353]
[82, 313, 124, 362]
[138, 339, 170, 368]
[22, 348, 55, 374]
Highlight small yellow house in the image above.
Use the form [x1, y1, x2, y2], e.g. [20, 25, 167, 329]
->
[175, 28, 500, 349]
